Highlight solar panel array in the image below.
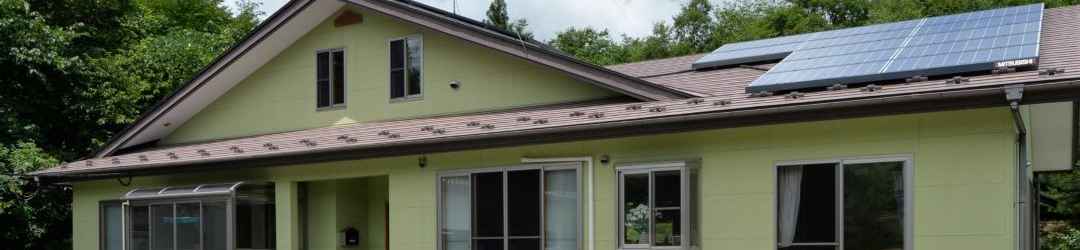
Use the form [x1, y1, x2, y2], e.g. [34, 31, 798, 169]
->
[691, 3, 1044, 93]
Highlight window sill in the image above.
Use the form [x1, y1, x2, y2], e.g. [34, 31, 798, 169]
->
[316, 105, 347, 112]
[389, 95, 423, 103]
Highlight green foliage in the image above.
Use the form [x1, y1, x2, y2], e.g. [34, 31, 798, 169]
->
[1042, 169, 1080, 223]
[671, 0, 717, 54]
[0, 142, 65, 249]
[1041, 222, 1080, 250]
[0, 0, 260, 248]
[484, 0, 532, 40]
[549, 27, 627, 65]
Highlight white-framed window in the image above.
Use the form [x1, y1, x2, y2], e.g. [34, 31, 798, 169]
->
[316, 48, 346, 109]
[775, 156, 913, 250]
[438, 163, 580, 250]
[617, 161, 697, 250]
[389, 35, 422, 100]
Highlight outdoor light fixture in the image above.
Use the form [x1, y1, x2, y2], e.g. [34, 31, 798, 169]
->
[599, 155, 610, 165]
[419, 156, 428, 168]
[449, 80, 461, 90]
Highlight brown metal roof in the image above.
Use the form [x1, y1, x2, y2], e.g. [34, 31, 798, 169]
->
[93, 0, 696, 160]
[33, 5, 1080, 178]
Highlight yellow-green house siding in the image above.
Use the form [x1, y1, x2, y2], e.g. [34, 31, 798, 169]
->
[162, 6, 621, 145]
[73, 107, 1019, 250]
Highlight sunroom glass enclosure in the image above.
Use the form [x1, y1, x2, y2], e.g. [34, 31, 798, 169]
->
[100, 182, 275, 250]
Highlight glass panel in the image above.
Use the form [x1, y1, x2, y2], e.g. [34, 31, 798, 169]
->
[128, 188, 164, 198]
[441, 176, 471, 250]
[405, 37, 422, 96]
[782, 164, 837, 244]
[237, 200, 276, 249]
[176, 203, 200, 250]
[509, 239, 540, 250]
[203, 201, 228, 250]
[389, 40, 405, 98]
[390, 40, 405, 68]
[653, 171, 681, 246]
[623, 173, 649, 245]
[473, 172, 504, 237]
[390, 70, 405, 98]
[161, 186, 198, 195]
[131, 205, 150, 250]
[844, 162, 905, 250]
[508, 170, 541, 237]
[654, 171, 681, 208]
[195, 183, 236, 193]
[654, 209, 681, 246]
[544, 170, 577, 250]
[317, 52, 330, 107]
[778, 246, 838, 250]
[474, 239, 503, 250]
[102, 203, 123, 250]
[332, 51, 345, 105]
[150, 204, 174, 250]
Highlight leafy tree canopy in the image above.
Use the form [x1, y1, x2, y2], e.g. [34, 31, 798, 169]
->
[0, 0, 261, 248]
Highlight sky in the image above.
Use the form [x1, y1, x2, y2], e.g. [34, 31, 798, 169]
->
[229, 0, 691, 41]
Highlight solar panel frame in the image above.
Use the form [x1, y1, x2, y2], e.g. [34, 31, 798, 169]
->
[741, 3, 1043, 93]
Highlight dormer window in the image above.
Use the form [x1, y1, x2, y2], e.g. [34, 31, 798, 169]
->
[316, 48, 346, 109]
[389, 35, 422, 100]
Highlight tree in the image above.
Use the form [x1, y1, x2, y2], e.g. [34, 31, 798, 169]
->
[485, 0, 509, 29]
[623, 23, 675, 62]
[484, 0, 533, 40]
[671, 0, 717, 54]
[790, 0, 871, 27]
[0, 0, 262, 248]
[549, 27, 627, 65]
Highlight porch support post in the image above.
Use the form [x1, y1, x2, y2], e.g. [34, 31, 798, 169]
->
[276, 181, 301, 250]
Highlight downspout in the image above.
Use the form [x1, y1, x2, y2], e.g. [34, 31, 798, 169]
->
[1006, 85, 1031, 250]
[521, 157, 594, 250]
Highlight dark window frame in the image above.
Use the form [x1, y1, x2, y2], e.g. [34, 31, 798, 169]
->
[316, 48, 347, 110]
[389, 35, 423, 101]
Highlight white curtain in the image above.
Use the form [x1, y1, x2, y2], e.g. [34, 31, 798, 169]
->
[778, 166, 804, 247]
[441, 176, 471, 250]
[545, 170, 578, 250]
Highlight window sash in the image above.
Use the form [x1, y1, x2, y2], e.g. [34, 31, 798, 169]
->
[438, 164, 581, 250]
[774, 157, 912, 250]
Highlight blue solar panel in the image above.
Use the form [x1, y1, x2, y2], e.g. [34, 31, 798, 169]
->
[692, 3, 1044, 93]
[691, 33, 816, 69]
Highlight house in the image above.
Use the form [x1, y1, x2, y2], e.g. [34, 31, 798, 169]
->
[31, 1, 1080, 250]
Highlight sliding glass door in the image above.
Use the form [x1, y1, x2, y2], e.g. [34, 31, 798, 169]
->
[439, 164, 580, 250]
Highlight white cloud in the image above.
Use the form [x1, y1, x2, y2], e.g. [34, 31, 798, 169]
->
[417, 0, 686, 41]
[231, 0, 703, 41]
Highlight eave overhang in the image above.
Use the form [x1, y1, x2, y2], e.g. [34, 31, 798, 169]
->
[34, 77, 1080, 182]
